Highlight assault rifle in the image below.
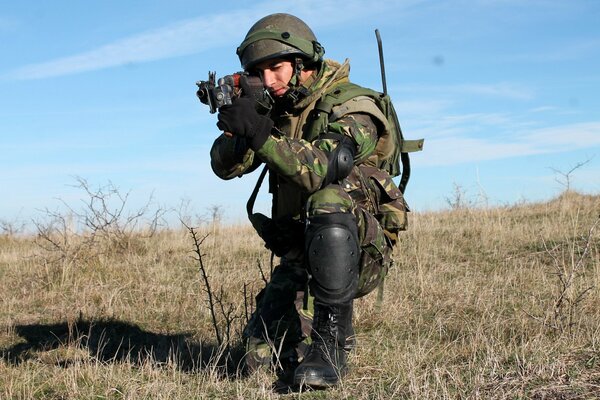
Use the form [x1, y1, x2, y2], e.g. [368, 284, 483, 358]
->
[195, 71, 273, 114]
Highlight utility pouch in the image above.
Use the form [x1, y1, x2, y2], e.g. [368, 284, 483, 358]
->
[355, 208, 394, 298]
[362, 166, 408, 243]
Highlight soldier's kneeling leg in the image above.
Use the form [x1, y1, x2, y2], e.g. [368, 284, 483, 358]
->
[294, 210, 359, 388]
[243, 263, 309, 378]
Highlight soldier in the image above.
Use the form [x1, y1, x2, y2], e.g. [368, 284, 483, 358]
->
[210, 13, 409, 388]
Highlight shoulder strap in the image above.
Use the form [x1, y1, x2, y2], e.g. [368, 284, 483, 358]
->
[246, 164, 269, 219]
[318, 82, 375, 113]
[306, 83, 374, 142]
[306, 82, 423, 192]
[330, 95, 388, 127]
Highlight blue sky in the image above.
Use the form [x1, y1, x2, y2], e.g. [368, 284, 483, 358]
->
[1, 0, 599, 226]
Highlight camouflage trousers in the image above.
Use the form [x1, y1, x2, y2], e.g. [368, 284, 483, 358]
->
[243, 183, 392, 372]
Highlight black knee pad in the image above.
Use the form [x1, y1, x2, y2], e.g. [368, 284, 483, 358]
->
[305, 213, 360, 304]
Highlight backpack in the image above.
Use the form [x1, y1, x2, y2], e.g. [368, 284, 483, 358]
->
[305, 82, 424, 193]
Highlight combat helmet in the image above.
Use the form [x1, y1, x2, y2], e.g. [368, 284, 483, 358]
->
[237, 13, 325, 70]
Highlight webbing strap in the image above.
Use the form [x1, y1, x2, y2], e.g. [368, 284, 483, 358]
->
[314, 99, 333, 114]
[376, 276, 385, 309]
[330, 96, 388, 128]
[246, 165, 269, 218]
[402, 139, 425, 153]
[399, 153, 411, 194]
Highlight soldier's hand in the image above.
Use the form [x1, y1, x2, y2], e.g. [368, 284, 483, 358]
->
[216, 97, 273, 151]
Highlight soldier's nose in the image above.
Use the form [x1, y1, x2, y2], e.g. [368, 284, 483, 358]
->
[262, 70, 276, 88]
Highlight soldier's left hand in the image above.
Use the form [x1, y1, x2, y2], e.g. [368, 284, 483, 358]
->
[217, 97, 273, 151]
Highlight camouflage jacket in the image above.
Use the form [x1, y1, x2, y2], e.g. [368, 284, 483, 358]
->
[210, 59, 384, 220]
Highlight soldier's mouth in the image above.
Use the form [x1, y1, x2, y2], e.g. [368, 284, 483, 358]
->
[270, 87, 288, 97]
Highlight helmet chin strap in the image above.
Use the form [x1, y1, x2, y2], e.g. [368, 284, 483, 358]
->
[284, 57, 310, 103]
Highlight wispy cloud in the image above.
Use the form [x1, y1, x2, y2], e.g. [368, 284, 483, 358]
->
[528, 106, 559, 113]
[408, 111, 528, 141]
[454, 83, 534, 100]
[5, 0, 412, 80]
[525, 122, 600, 152]
[398, 82, 535, 100]
[393, 99, 453, 117]
[7, 10, 262, 80]
[508, 37, 600, 63]
[417, 121, 600, 167]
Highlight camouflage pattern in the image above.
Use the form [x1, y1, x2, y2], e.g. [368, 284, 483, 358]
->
[255, 113, 378, 193]
[242, 253, 313, 374]
[210, 135, 258, 180]
[211, 58, 407, 372]
[243, 262, 308, 345]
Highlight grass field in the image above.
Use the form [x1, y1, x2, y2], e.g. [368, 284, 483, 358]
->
[1, 191, 599, 399]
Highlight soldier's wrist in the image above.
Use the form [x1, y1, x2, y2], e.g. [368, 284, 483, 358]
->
[249, 116, 273, 151]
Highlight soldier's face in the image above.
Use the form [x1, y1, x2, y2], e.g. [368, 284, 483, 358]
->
[254, 58, 312, 98]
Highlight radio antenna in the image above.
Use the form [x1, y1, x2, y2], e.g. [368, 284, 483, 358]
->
[375, 29, 387, 95]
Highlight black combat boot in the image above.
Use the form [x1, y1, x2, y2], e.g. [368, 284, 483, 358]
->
[293, 300, 353, 388]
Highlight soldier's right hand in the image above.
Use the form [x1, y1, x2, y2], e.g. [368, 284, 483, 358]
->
[216, 97, 273, 151]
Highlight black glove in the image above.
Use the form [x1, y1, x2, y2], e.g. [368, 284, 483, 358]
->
[216, 96, 273, 151]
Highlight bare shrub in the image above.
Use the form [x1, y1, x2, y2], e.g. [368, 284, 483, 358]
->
[0, 216, 26, 236]
[184, 222, 247, 354]
[206, 205, 224, 226]
[550, 157, 593, 193]
[445, 182, 474, 210]
[176, 197, 208, 228]
[34, 177, 167, 264]
[526, 215, 599, 334]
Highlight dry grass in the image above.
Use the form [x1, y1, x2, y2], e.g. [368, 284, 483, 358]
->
[1, 191, 599, 399]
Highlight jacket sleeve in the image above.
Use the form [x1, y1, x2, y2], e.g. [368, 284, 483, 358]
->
[254, 113, 379, 192]
[210, 134, 262, 180]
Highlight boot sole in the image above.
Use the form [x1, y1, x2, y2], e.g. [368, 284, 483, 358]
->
[295, 374, 339, 389]
[294, 368, 347, 389]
